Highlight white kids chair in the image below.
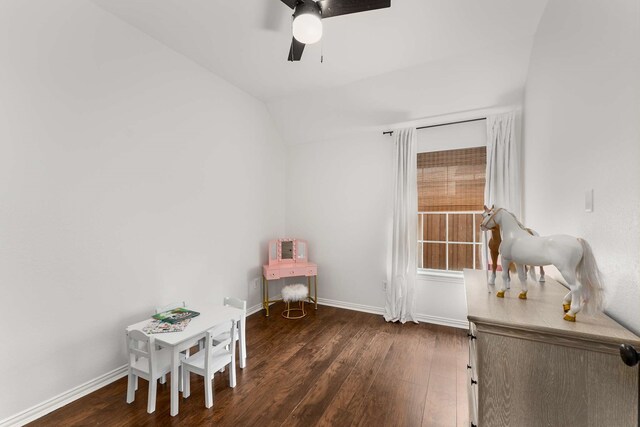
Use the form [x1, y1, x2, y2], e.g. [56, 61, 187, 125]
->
[213, 297, 247, 368]
[182, 319, 237, 408]
[125, 329, 173, 414]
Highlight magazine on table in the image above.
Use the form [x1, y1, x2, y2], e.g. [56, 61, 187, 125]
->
[152, 307, 200, 324]
[143, 318, 191, 334]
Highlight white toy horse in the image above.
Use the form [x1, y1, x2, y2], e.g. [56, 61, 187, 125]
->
[480, 206, 604, 321]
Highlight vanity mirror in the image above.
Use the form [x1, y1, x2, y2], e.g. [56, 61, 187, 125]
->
[267, 238, 308, 265]
[281, 241, 294, 260]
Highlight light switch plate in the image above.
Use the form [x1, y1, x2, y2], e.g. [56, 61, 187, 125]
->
[585, 189, 594, 213]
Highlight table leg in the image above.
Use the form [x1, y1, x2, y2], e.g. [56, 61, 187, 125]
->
[170, 348, 180, 416]
[315, 275, 318, 309]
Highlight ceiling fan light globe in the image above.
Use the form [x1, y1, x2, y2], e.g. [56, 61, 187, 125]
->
[292, 14, 322, 44]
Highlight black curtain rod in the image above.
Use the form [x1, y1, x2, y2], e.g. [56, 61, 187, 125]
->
[382, 117, 486, 136]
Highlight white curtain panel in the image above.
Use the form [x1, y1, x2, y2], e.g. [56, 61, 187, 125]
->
[485, 111, 521, 218]
[483, 111, 522, 268]
[385, 127, 418, 324]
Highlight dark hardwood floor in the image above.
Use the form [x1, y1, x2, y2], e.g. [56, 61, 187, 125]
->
[29, 305, 469, 427]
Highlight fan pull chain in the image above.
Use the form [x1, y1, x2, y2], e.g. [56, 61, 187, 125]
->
[321, 39, 324, 63]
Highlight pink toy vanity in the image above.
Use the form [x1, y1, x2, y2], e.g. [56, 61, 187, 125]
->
[262, 238, 318, 317]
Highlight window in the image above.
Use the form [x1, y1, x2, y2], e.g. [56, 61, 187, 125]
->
[417, 146, 486, 273]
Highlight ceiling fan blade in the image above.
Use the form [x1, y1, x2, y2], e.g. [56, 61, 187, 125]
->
[280, 0, 298, 9]
[319, 0, 390, 19]
[288, 37, 305, 61]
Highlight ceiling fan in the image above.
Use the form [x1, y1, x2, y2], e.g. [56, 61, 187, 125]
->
[280, 0, 391, 61]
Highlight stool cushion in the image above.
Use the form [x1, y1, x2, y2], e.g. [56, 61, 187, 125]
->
[282, 284, 309, 302]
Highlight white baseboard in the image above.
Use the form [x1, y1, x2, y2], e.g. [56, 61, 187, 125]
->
[247, 302, 264, 316]
[0, 365, 128, 427]
[317, 297, 385, 315]
[414, 313, 469, 329]
[317, 298, 468, 329]
[247, 298, 279, 317]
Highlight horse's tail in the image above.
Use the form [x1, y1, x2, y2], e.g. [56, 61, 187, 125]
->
[576, 238, 604, 313]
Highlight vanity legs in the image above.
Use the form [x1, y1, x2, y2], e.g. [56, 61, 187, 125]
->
[263, 275, 270, 317]
[263, 274, 318, 317]
[307, 276, 318, 310]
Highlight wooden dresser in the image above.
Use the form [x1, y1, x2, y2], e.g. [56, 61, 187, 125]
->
[464, 269, 640, 427]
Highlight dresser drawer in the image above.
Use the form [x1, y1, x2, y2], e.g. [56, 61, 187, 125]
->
[468, 322, 477, 377]
[265, 269, 280, 280]
[297, 265, 317, 276]
[265, 265, 317, 279]
[467, 366, 478, 427]
[467, 321, 478, 426]
[282, 267, 298, 277]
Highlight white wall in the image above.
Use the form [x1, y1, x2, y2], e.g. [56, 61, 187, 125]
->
[286, 133, 393, 311]
[523, 0, 640, 333]
[0, 0, 285, 420]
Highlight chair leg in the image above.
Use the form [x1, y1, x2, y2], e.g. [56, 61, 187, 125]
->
[147, 380, 157, 414]
[183, 370, 191, 398]
[176, 350, 189, 391]
[229, 359, 236, 388]
[204, 377, 213, 408]
[126, 371, 136, 404]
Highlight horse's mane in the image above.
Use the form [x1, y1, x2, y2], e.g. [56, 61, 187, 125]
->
[500, 209, 528, 232]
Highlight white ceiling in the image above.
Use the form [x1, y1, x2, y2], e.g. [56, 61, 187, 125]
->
[91, 0, 549, 103]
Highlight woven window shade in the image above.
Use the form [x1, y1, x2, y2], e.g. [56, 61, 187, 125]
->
[417, 146, 486, 212]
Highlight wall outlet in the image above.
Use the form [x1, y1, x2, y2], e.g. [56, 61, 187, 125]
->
[252, 278, 260, 290]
